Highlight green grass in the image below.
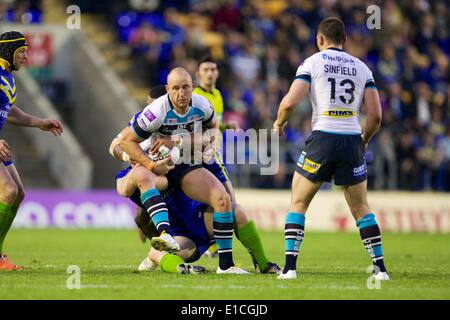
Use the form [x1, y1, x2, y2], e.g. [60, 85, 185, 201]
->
[0, 229, 449, 299]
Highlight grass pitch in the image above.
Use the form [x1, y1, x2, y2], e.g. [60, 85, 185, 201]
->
[0, 229, 449, 300]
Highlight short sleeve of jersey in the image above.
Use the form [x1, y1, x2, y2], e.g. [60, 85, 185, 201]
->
[363, 64, 376, 89]
[295, 56, 314, 83]
[192, 94, 215, 126]
[131, 102, 165, 140]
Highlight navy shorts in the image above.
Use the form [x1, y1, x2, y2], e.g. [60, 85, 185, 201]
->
[166, 163, 202, 187]
[163, 188, 212, 261]
[296, 131, 367, 186]
[129, 187, 212, 261]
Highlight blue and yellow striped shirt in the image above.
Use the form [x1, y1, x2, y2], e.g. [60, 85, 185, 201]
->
[0, 60, 17, 132]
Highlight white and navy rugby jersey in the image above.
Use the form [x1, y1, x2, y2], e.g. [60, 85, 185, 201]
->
[131, 93, 214, 145]
[0, 61, 17, 133]
[295, 48, 376, 134]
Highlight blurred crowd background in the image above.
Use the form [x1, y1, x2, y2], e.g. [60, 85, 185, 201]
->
[1, 0, 449, 191]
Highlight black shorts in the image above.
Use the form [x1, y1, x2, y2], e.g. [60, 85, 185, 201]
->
[166, 163, 203, 188]
[295, 131, 367, 186]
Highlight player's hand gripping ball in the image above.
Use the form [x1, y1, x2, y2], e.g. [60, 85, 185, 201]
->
[150, 145, 180, 165]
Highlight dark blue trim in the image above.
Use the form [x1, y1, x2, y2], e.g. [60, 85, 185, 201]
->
[132, 120, 151, 140]
[365, 81, 376, 88]
[295, 74, 311, 82]
[328, 47, 343, 52]
[204, 109, 215, 125]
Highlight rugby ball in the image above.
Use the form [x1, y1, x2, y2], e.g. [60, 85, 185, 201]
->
[150, 145, 180, 164]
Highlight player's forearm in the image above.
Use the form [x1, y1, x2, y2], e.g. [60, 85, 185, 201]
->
[7, 106, 43, 127]
[275, 98, 296, 127]
[362, 89, 382, 144]
[362, 116, 381, 144]
[119, 140, 154, 170]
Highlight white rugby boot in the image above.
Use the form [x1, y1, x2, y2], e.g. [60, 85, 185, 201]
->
[277, 270, 297, 280]
[150, 232, 180, 253]
[374, 271, 390, 281]
[216, 266, 251, 274]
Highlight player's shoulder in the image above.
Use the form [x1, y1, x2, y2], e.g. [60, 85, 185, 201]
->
[191, 93, 214, 115]
[342, 52, 372, 74]
[192, 93, 212, 108]
[143, 94, 170, 114]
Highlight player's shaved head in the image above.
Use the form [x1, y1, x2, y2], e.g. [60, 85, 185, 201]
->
[166, 67, 194, 112]
[167, 67, 193, 86]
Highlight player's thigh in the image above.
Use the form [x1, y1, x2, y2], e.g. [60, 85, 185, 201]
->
[290, 171, 322, 214]
[181, 168, 228, 205]
[343, 180, 370, 221]
[0, 163, 18, 203]
[174, 236, 198, 262]
[6, 164, 25, 204]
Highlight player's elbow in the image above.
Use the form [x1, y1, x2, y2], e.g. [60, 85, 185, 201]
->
[282, 99, 297, 112]
[109, 138, 121, 158]
[370, 110, 382, 126]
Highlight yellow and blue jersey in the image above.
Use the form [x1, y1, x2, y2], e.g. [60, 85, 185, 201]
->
[193, 86, 224, 126]
[0, 61, 16, 132]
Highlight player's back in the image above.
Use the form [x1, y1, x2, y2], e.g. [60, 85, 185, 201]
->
[296, 48, 375, 134]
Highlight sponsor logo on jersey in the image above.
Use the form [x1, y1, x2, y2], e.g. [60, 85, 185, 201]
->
[188, 115, 201, 122]
[0, 109, 9, 119]
[298, 152, 321, 174]
[144, 110, 157, 122]
[324, 109, 356, 118]
[321, 54, 355, 64]
[353, 163, 367, 176]
[167, 118, 177, 124]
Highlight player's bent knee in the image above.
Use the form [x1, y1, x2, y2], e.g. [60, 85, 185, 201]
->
[210, 188, 231, 211]
[0, 182, 18, 204]
[155, 175, 168, 191]
[177, 247, 198, 262]
[135, 170, 157, 190]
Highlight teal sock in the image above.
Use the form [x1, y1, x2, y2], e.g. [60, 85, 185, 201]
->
[140, 188, 171, 235]
[357, 213, 387, 273]
[283, 212, 305, 273]
[213, 211, 234, 270]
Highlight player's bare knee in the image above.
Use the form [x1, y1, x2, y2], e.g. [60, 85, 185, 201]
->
[135, 171, 157, 190]
[155, 175, 168, 191]
[211, 189, 230, 212]
[0, 182, 18, 204]
[177, 248, 197, 262]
